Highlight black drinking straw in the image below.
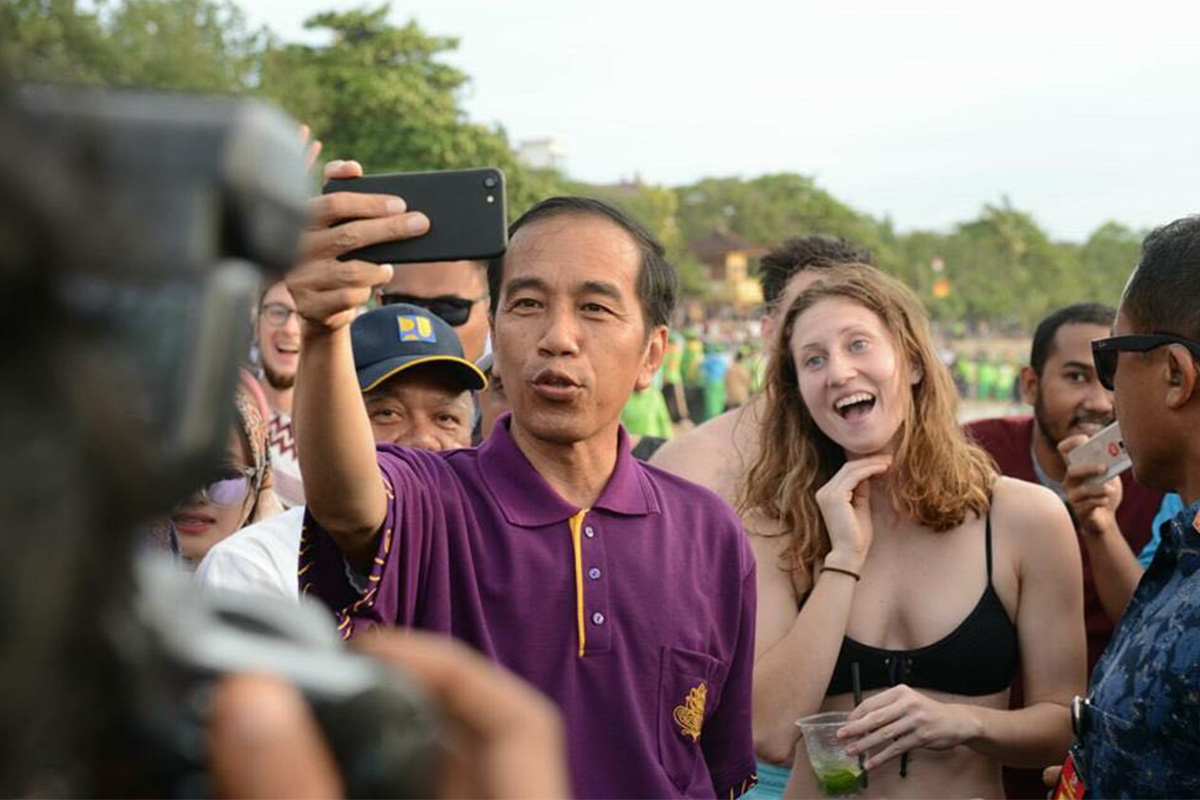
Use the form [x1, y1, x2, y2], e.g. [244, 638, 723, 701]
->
[851, 662, 867, 789]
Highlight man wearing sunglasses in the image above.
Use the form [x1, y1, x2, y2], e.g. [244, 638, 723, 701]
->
[377, 260, 490, 364]
[966, 304, 1163, 665]
[965, 303, 1165, 800]
[1061, 216, 1200, 798]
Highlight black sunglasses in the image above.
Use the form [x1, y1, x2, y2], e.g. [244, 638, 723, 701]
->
[378, 292, 487, 327]
[1092, 334, 1200, 391]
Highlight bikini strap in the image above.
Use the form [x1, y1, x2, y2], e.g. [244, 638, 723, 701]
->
[985, 511, 994, 584]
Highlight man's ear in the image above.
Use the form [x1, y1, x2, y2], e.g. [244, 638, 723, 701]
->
[635, 326, 669, 391]
[1019, 365, 1039, 406]
[1164, 344, 1197, 409]
[760, 313, 777, 351]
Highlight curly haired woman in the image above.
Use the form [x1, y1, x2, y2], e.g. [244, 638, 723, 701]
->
[743, 266, 1085, 798]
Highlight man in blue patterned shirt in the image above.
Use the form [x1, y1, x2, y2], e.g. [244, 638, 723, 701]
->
[1076, 215, 1200, 797]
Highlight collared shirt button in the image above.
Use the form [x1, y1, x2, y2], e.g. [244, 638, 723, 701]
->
[584, 526, 595, 538]
[588, 567, 602, 580]
[592, 611, 605, 625]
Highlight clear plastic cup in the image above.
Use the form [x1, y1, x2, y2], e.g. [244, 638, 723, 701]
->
[795, 711, 864, 798]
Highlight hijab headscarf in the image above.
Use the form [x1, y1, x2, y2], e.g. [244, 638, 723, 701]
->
[235, 368, 284, 525]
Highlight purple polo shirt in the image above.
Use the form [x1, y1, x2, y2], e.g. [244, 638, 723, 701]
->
[299, 417, 758, 799]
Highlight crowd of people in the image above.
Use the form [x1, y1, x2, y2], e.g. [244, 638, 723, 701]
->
[16, 110, 1200, 797]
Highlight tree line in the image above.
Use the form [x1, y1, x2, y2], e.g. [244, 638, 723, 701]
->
[2, 0, 1143, 328]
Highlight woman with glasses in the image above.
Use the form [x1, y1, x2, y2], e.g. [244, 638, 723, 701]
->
[742, 266, 1086, 799]
[169, 373, 284, 563]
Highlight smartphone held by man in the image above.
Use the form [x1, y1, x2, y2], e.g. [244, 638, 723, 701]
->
[1066, 421, 1131, 485]
[323, 167, 507, 264]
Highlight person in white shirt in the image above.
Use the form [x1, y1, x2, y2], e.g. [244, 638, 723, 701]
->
[196, 302, 483, 600]
[255, 281, 306, 508]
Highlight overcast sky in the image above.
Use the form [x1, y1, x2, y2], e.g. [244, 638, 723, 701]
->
[244, 0, 1200, 241]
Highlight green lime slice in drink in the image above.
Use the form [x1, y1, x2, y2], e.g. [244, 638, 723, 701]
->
[814, 764, 863, 797]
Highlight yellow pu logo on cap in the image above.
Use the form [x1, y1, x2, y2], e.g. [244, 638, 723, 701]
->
[397, 315, 436, 343]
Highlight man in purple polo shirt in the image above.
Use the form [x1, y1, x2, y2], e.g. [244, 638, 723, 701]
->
[287, 164, 757, 799]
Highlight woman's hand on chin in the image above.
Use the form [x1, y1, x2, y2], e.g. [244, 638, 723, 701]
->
[815, 455, 893, 571]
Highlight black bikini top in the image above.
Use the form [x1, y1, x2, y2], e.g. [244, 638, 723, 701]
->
[825, 513, 1019, 697]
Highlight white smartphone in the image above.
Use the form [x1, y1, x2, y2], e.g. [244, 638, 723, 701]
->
[1066, 421, 1131, 485]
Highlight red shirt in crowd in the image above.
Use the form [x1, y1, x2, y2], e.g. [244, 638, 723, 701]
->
[965, 415, 1162, 672]
[966, 415, 1162, 800]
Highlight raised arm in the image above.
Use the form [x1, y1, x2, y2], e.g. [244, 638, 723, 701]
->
[750, 456, 892, 764]
[287, 160, 430, 565]
[987, 478, 1087, 764]
[1059, 435, 1144, 622]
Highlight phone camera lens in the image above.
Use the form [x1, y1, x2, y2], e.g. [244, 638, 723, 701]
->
[483, 175, 498, 189]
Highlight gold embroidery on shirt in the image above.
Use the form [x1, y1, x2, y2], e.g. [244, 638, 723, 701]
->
[673, 682, 707, 742]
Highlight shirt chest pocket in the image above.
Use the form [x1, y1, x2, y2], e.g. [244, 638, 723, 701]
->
[657, 645, 726, 792]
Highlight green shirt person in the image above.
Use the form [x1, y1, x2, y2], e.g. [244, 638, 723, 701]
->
[621, 386, 674, 440]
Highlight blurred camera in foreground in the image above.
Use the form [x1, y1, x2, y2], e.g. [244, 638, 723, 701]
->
[0, 87, 438, 797]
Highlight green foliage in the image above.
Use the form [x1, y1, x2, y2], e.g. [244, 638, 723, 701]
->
[0, 0, 1148, 324]
[1077, 221, 1143, 304]
[674, 174, 886, 260]
[103, 0, 266, 93]
[258, 5, 561, 216]
[0, 0, 265, 92]
[575, 180, 709, 296]
[671, 173, 897, 300]
[1, 0, 118, 84]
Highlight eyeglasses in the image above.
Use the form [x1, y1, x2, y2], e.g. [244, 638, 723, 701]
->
[260, 302, 299, 326]
[378, 293, 487, 327]
[195, 464, 260, 507]
[1092, 333, 1200, 391]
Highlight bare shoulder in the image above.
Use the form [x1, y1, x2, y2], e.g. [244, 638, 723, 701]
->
[746, 513, 813, 596]
[990, 475, 1076, 555]
[650, 407, 744, 472]
[649, 404, 760, 505]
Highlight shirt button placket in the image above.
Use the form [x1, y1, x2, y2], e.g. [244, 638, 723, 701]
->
[580, 520, 611, 653]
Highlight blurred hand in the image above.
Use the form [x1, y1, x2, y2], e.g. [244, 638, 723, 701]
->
[208, 630, 569, 800]
[356, 630, 569, 800]
[815, 456, 892, 573]
[838, 684, 982, 770]
[286, 159, 430, 332]
[1058, 435, 1123, 537]
[209, 673, 342, 799]
[1043, 764, 1063, 797]
[298, 123, 323, 172]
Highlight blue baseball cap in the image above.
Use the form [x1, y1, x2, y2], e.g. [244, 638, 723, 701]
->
[351, 303, 487, 393]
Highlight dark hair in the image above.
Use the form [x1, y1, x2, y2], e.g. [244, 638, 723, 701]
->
[1122, 216, 1200, 339]
[1030, 302, 1117, 375]
[488, 196, 677, 331]
[759, 235, 875, 309]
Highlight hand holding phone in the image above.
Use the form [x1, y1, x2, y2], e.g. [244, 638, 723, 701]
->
[288, 159, 430, 331]
[1065, 421, 1131, 485]
[323, 168, 507, 265]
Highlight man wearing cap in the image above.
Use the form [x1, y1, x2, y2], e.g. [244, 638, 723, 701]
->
[288, 168, 757, 799]
[375, 260, 490, 364]
[195, 303, 483, 601]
